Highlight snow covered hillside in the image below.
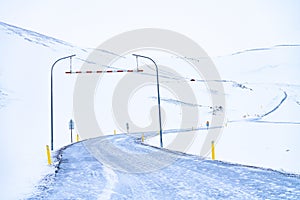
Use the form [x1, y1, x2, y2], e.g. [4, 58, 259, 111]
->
[0, 21, 300, 199]
[0, 21, 89, 199]
[146, 44, 300, 174]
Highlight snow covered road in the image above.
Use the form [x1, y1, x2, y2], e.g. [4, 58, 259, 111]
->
[30, 134, 300, 199]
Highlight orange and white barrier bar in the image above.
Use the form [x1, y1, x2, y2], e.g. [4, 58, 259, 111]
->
[65, 69, 143, 74]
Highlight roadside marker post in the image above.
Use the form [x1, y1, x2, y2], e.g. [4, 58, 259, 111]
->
[126, 122, 129, 134]
[211, 141, 215, 160]
[141, 134, 145, 142]
[46, 145, 52, 165]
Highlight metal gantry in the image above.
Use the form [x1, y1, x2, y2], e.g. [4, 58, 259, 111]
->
[51, 54, 163, 151]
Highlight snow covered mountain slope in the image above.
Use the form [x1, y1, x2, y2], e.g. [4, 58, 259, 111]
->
[0, 21, 90, 199]
[30, 134, 300, 199]
[146, 44, 300, 174]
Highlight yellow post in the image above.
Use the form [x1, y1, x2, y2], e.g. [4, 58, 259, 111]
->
[211, 141, 215, 160]
[114, 130, 116, 135]
[76, 134, 80, 142]
[141, 134, 145, 142]
[46, 145, 52, 165]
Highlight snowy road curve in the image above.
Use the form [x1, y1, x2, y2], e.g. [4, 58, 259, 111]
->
[31, 134, 300, 199]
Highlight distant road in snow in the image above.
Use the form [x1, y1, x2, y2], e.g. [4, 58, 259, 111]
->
[30, 134, 300, 199]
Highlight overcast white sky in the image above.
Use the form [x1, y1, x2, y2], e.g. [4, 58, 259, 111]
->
[1, 0, 300, 55]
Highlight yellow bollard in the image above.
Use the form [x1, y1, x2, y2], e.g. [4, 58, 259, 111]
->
[211, 141, 215, 160]
[76, 134, 80, 142]
[141, 134, 145, 142]
[46, 145, 52, 165]
[114, 130, 116, 135]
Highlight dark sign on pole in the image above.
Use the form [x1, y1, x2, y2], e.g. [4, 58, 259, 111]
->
[69, 119, 74, 130]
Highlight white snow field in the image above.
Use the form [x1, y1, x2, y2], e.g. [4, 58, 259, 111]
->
[0, 21, 300, 199]
[29, 134, 300, 199]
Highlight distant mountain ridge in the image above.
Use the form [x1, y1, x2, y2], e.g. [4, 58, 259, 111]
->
[1, 20, 300, 58]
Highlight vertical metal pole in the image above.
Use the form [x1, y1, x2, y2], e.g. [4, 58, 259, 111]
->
[50, 54, 75, 150]
[135, 56, 139, 71]
[155, 62, 163, 148]
[132, 54, 163, 148]
[51, 67, 54, 150]
[71, 129, 73, 143]
[70, 56, 73, 72]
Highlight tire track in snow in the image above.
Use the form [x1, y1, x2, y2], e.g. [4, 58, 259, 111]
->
[260, 91, 288, 118]
[97, 165, 118, 200]
[229, 91, 289, 124]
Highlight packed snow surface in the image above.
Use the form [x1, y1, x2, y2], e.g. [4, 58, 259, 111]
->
[30, 134, 300, 199]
